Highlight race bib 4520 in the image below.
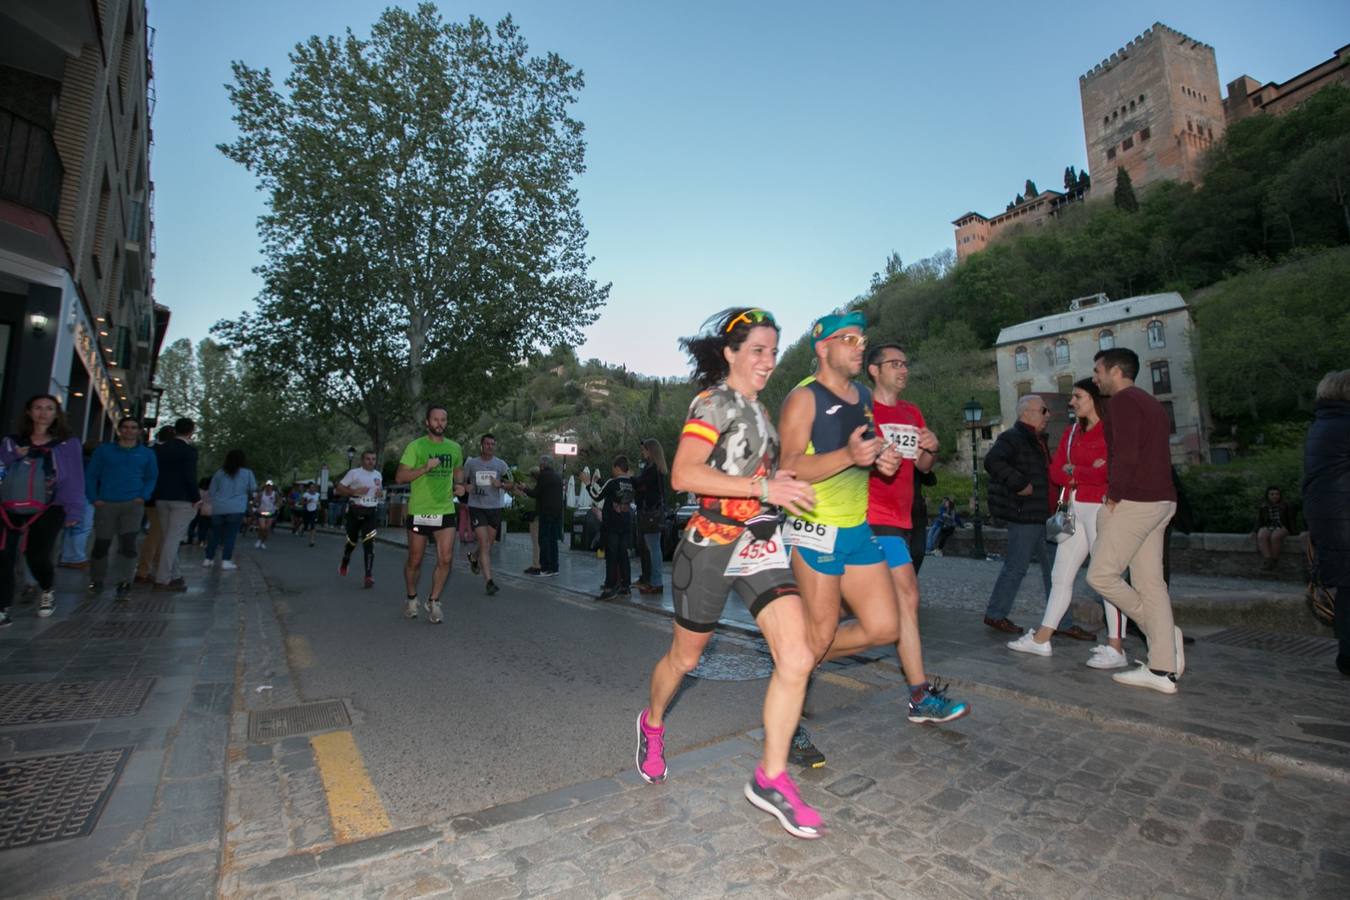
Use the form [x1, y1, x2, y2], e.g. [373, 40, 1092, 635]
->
[723, 529, 789, 577]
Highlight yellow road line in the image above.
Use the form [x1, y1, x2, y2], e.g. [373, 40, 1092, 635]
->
[816, 670, 872, 692]
[310, 730, 392, 842]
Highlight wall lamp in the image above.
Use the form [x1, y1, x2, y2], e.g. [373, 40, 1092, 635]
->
[30, 313, 50, 337]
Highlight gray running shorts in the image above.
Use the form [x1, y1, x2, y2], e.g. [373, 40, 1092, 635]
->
[670, 534, 798, 632]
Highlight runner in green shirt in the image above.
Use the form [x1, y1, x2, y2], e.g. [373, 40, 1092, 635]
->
[396, 406, 465, 624]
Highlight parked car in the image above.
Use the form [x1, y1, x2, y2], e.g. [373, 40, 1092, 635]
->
[662, 503, 698, 560]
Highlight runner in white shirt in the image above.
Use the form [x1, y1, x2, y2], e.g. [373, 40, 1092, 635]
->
[255, 482, 279, 550]
[336, 451, 384, 589]
[300, 482, 322, 547]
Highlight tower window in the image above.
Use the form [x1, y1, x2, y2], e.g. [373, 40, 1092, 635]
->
[1014, 346, 1029, 372]
[1107, 147, 1117, 160]
[1123, 137, 1134, 150]
[1054, 338, 1070, 365]
[1140, 127, 1151, 141]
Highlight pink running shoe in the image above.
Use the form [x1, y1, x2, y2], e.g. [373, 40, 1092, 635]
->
[635, 709, 667, 784]
[744, 766, 824, 839]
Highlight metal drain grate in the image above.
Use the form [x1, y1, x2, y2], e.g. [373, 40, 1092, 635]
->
[37, 621, 168, 641]
[248, 700, 352, 742]
[1205, 627, 1338, 658]
[75, 598, 179, 617]
[0, 678, 157, 726]
[0, 748, 131, 850]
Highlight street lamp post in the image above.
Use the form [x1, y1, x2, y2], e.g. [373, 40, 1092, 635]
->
[963, 397, 986, 559]
[346, 446, 356, 470]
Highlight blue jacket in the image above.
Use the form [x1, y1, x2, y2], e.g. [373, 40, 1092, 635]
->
[86, 442, 158, 503]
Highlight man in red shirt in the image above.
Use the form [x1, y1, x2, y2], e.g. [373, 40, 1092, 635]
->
[1088, 348, 1185, 693]
[864, 343, 969, 723]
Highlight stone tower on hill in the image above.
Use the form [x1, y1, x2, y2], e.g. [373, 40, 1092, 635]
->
[1079, 23, 1225, 201]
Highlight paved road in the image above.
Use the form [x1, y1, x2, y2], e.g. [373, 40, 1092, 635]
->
[252, 533, 860, 827]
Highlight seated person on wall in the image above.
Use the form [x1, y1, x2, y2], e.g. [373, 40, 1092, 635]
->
[1254, 485, 1298, 572]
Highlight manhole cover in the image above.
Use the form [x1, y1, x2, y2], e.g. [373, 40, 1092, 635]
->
[37, 621, 168, 641]
[1205, 628, 1337, 658]
[689, 639, 775, 681]
[248, 700, 352, 742]
[0, 748, 131, 850]
[0, 679, 156, 726]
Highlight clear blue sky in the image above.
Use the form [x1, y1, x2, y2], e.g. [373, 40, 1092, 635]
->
[148, 0, 1350, 377]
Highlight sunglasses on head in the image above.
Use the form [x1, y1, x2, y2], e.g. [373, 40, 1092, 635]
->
[725, 309, 776, 332]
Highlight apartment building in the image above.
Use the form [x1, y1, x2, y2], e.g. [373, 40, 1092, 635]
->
[0, 0, 168, 441]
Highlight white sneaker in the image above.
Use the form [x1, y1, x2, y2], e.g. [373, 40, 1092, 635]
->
[404, 599, 419, 619]
[260, 543, 267, 551]
[201, 559, 214, 569]
[1086, 645, 1129, 669]
[1174, 626, 1185, 677]
[221, 560, 239, 571]
[1007, 631, 1051, 656]
[254, 540, 262, 549]
[1112, 662, 1178, 694]
[38, 591, 55, 617]
[932, 549, 943, 557]
[427, 600, 443, 624]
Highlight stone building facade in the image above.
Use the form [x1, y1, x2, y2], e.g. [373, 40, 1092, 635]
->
[0, 0, 167, 441]
[1078, 23, 1226, 202]
[1224, 43, 1350, 125]
[994, 292, 1211, 466]
[952, 185, 1086, 263]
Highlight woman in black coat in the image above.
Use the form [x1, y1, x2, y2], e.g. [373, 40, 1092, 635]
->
[1303, 370, 1350, 676]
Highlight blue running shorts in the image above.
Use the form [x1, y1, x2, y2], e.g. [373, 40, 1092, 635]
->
[875, 534, 914, 569]
[792, 522, 885, 576]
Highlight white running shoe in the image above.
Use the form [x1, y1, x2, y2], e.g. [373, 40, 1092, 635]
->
[1085, 645, 1129, 669]
[38, 591, 55, 617]
[404, 599, 419, 619]
[201, 559, 214, 568]
[1112, 662, 1178, 694]
[428, 600, 443, 624]
[254, 540, 262, 549]
[260, 543, 267, 551]
[221, 560, 239, 571]
[1007, 631, 1052, 656]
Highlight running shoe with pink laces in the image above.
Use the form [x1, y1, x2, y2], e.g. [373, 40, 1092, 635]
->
[635, 709, 667, 784]
[744, 766, 825, 839]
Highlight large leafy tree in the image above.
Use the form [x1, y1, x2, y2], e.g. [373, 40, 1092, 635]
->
[214, 4, 608, 456]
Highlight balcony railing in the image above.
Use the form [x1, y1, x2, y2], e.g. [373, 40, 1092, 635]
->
[0, 108, 64, 219]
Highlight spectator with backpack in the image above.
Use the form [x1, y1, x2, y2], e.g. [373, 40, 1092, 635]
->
[86, 416, 158, 601]
[1, 395, 87, 624]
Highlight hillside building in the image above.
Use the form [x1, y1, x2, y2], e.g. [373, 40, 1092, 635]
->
[1224, 43, 1350, 125]
[952, 184, 1085, 263]
[994, 292, 1211, 466]
[0, 0, 167, 440]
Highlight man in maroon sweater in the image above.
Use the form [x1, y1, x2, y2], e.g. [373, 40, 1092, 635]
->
[1087, 348, 1185, 693]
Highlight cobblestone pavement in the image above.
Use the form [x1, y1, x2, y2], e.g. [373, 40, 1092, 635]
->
[223, 682, 1350, 899]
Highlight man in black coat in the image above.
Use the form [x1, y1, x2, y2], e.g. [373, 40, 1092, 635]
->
[981, 395, 1091, 639]
[522, 455, 565, 577]
[1303, 371, 1350, 676]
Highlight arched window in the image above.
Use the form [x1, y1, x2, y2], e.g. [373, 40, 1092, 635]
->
[1098, 329, 1114, 350]
[1147, 319, 1166, 348]
[1014, 346, 1029, 372]
[1054, 338, 1070, 365]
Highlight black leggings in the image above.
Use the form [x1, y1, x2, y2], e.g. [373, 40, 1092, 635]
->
[1, 506, 65, 611]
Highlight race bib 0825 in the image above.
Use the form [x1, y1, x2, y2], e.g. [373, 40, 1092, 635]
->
[781, 516, 836, 553]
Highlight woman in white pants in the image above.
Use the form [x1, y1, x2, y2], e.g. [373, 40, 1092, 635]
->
[1008, 378, 1130, 666]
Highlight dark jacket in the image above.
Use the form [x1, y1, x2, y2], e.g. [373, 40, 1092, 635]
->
[153, 438, 199, 503]
[984, 421, 1052, 525]
[523, 466, 564, 519]
[634, 465, 666, 513]
[1304, 399, 1350, 586]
